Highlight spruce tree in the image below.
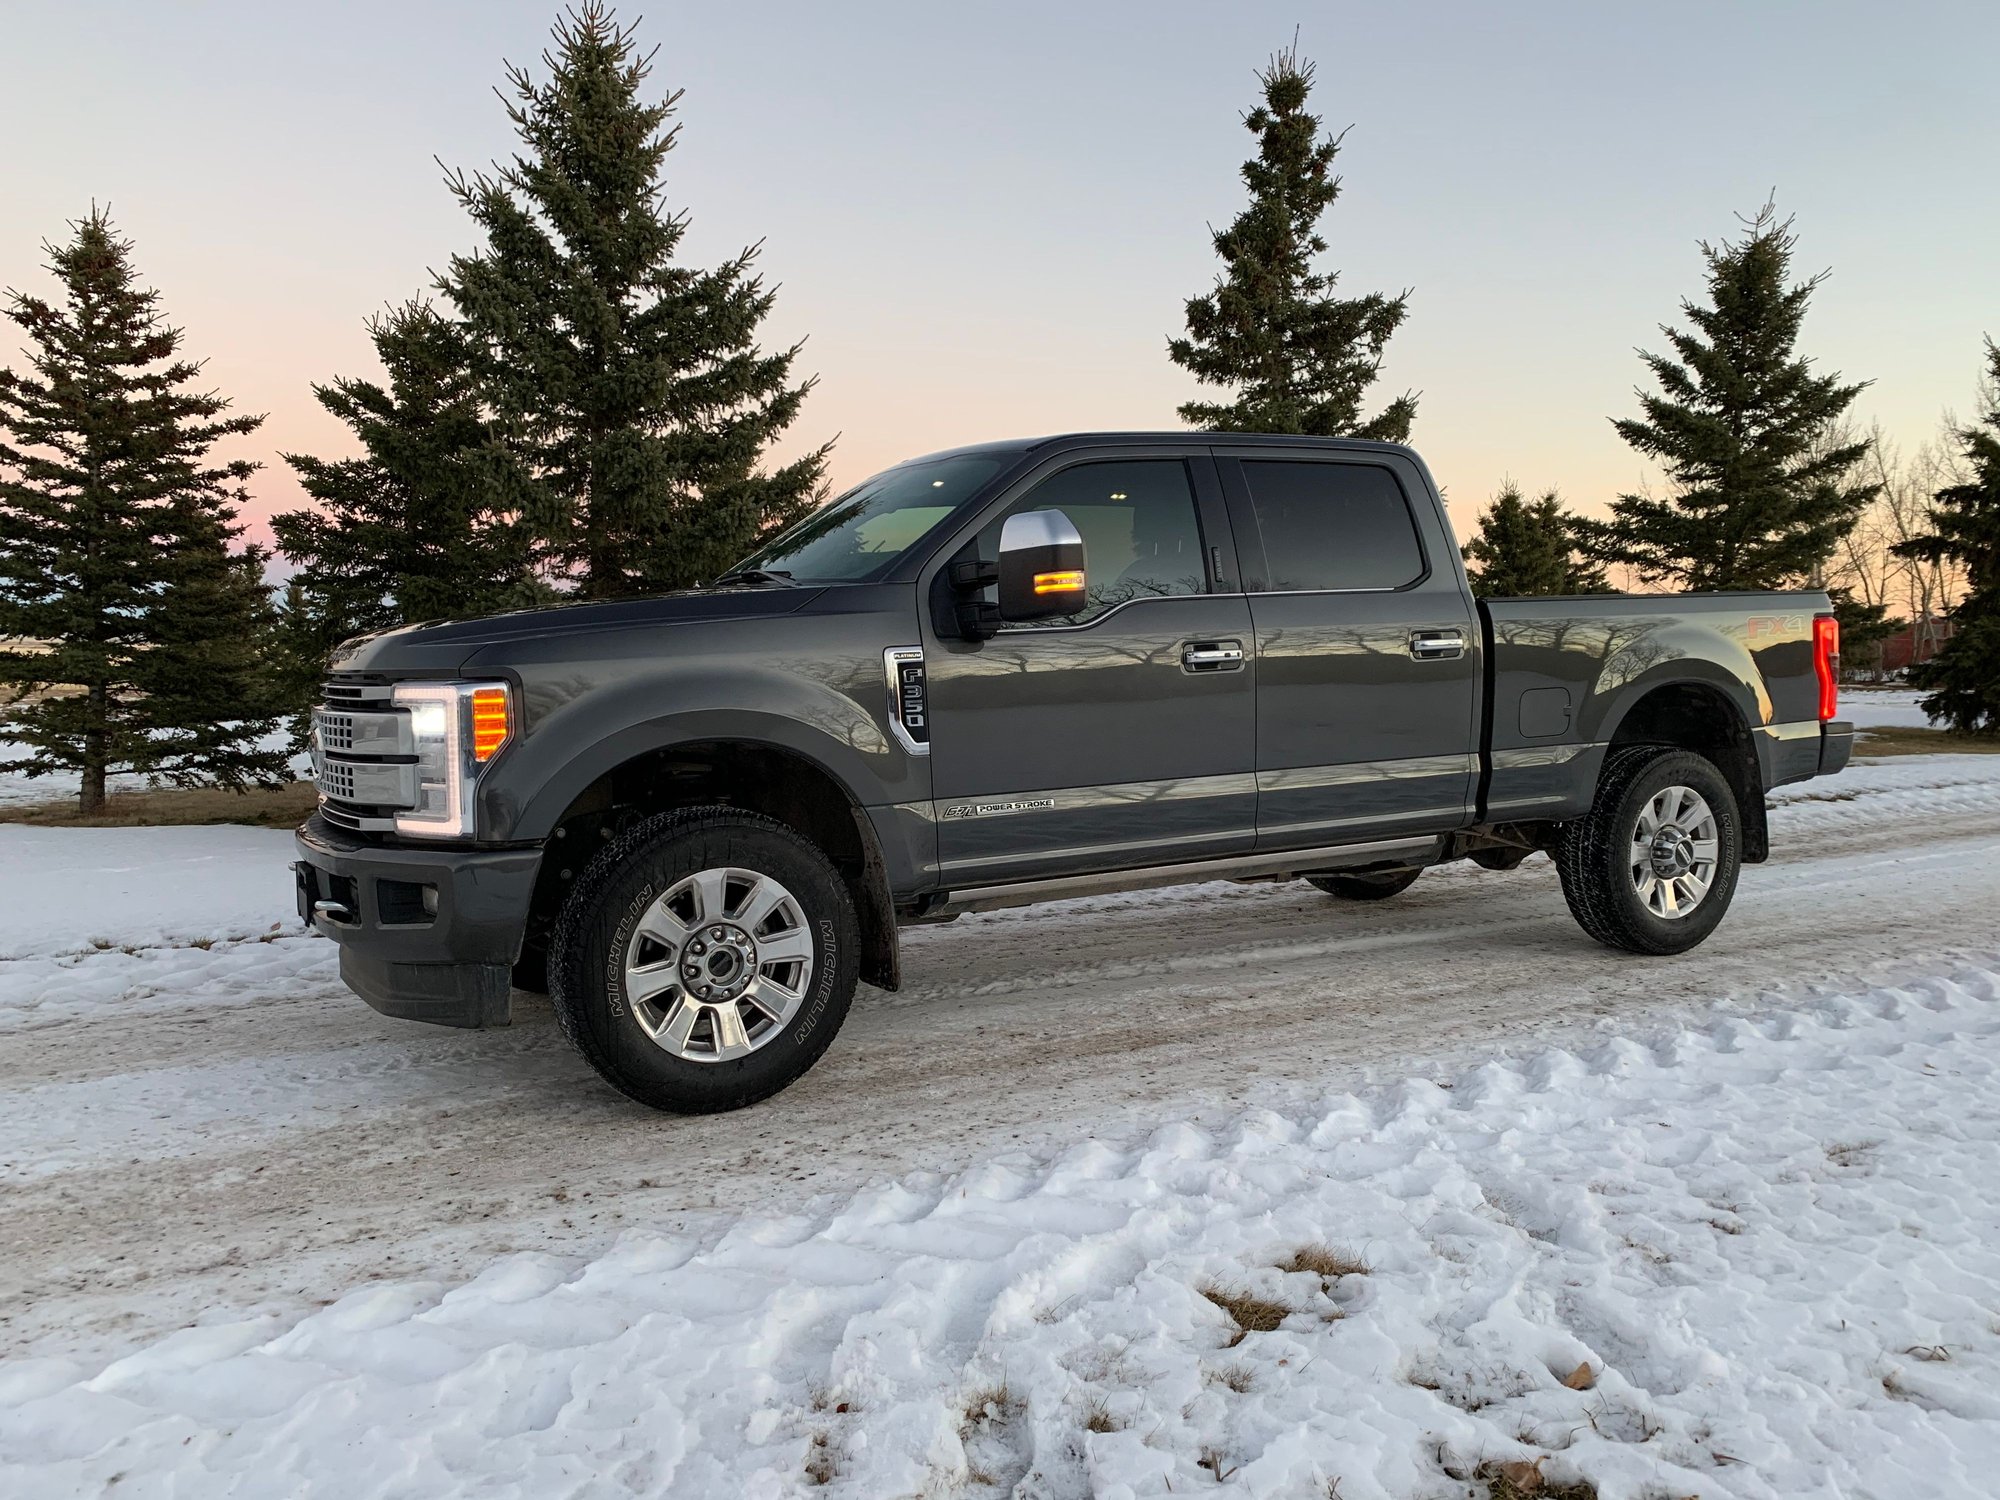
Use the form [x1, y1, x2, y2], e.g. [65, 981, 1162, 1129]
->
[1578, 204, 1876, 590]
[438, 3, 829, 597]
[1169, 42, 1414, 440]
[275, 300, 543, 654]
[0, 210, 286, 813]
[1462, 484, 1608, 597]
[1827, 588, 1898, 676]
[1894, 339, 2000, 733]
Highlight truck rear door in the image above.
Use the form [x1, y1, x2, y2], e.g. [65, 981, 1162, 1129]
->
[1215, 449, 1482, 848]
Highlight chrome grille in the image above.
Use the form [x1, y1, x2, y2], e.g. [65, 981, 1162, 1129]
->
[323, 679, 395, 707]
[316, 711, 356, 752]
[316, 757, 360, 802]
[313, 678, 414, 831]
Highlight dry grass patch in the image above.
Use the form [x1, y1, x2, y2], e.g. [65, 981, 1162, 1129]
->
[1205, 1362, 1256, 1394]
[1826, 1138, 1882, 1170]
[1080, 1395, 1121, 1434]
[1855, 726, 2000, 757]
[1475, 1457, 1597, 1499]
[0, 780, 318, 828]
[803, 1429, 837, 1485]
[1281, 1244, 1370, 1280]
[958, 1379, 1019, 1432]
[1197, 1445, 1237, 1482]
[1200, 1283, 1290, 1340]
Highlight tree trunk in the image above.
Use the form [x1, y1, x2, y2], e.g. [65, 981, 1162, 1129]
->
[80, 680, 107, 816]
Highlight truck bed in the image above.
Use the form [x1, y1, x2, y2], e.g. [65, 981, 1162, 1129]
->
[1479, 591, 1850, 827]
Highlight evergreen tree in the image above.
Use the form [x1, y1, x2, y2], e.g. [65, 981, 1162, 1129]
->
[1827, 588, 1898, 676]
[140, 501, 290, 788]
[1462, 483, 1608, 597]
[1577, 203, 1876, 589]
[0, 210, 286, 813]
[438, 3, 828, 597]
[274, 299, 543, 654]
[1169, 42, 1414, 440]
[1894, 339, 2000, 733]
[268, 576, 337, 750]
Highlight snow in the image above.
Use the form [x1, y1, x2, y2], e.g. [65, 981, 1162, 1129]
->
[0, 824, 301, 961]
[7, 967, 2000, 1497]
[1841, 688, 1940, 730]
[0, 732, 307, 808]
[5, 754, 2000, 1496]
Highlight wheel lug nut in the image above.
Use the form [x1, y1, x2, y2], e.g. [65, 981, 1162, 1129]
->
[710, 927, 726, 941]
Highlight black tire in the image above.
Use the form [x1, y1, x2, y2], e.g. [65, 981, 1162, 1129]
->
[1468, 846, 1530, 872]
[548, 806, 859, 1114]
[1557, 745, 1741, 956]
[1306, 867, 1423, 901]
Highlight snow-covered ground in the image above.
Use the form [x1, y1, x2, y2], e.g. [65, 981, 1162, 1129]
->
[0, 731, 306, 809]
[5, 754, 2000, 1496]
[1840, 687, 1939, 730]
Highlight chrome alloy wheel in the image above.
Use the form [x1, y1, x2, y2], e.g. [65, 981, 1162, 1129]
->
[622, 867, 815, 1062]
[1629, 784, 1720, 920]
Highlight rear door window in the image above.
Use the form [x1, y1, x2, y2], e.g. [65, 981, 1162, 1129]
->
[1239, 461, 1425, 592]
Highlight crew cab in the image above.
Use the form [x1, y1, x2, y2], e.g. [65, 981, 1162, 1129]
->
[295, 433, 1854, 1112]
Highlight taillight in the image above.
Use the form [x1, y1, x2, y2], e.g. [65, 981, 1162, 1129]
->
[1813, 614, 1840, 721]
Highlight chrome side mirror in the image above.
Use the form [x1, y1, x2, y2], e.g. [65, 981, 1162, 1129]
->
[996, 509, 1088, 621]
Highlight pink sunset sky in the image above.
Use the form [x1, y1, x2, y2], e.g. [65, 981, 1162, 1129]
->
[3, 0, 1995, 557]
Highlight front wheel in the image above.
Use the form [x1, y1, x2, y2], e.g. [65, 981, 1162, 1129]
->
[1557, 746, 1742, 956]
[549, 807, 859, 1113]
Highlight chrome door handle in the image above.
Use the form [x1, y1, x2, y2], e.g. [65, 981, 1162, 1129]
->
[1182, 641, 1246, 672]
[1409, 629, 1466, 660]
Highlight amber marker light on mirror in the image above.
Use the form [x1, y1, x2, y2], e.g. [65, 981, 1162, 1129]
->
[471, 686, 512, 761]
[1033, 571, 1086, 594]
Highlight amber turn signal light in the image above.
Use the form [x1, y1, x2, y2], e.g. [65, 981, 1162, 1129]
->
[1032, 570, 1085, 595]
[470, 686, 511, 761]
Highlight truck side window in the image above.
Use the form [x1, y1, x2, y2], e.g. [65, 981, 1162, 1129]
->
[1240, 461, 1425, 592]
[979, 459, 1209, 626]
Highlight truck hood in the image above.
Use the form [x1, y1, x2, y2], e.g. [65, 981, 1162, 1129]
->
[327, 586, 827, 677]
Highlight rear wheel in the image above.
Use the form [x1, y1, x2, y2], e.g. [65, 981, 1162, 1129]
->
[1306, 867, 1422, 901]
[1557, 746, 1741, 955]
[549, 807, 858, 1113]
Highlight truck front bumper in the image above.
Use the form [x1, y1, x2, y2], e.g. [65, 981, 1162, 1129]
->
[294, 814, 543, 1029]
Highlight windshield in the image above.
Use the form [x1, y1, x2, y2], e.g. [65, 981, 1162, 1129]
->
[727, 453, 1007, 584]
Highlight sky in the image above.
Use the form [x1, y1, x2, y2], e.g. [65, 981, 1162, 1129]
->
[2, 0, 1995, 553]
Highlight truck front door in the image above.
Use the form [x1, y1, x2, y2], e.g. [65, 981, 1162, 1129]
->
[922, 452, 1257, 888]
[1217, 451, 1482, 848]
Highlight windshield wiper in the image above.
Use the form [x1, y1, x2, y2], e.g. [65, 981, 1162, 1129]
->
[706, 567, 798, 589]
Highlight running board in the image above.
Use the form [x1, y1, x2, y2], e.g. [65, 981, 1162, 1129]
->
[930, 836, 1441, 916]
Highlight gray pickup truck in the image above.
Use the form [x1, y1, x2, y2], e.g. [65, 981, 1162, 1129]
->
[296, 432, 1853, 1112]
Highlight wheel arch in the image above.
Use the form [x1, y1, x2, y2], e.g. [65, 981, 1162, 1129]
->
[522, 735, 901, 991]
[1601, 678, 1768, 862]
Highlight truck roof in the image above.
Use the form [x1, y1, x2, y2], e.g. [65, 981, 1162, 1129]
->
[901, 431, 1419, 466]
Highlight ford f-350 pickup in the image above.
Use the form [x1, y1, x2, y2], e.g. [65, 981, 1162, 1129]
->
[295, 433, 1854, 1112]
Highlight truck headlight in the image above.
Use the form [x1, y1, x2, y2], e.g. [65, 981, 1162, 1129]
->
[390, 681, 513, 838]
